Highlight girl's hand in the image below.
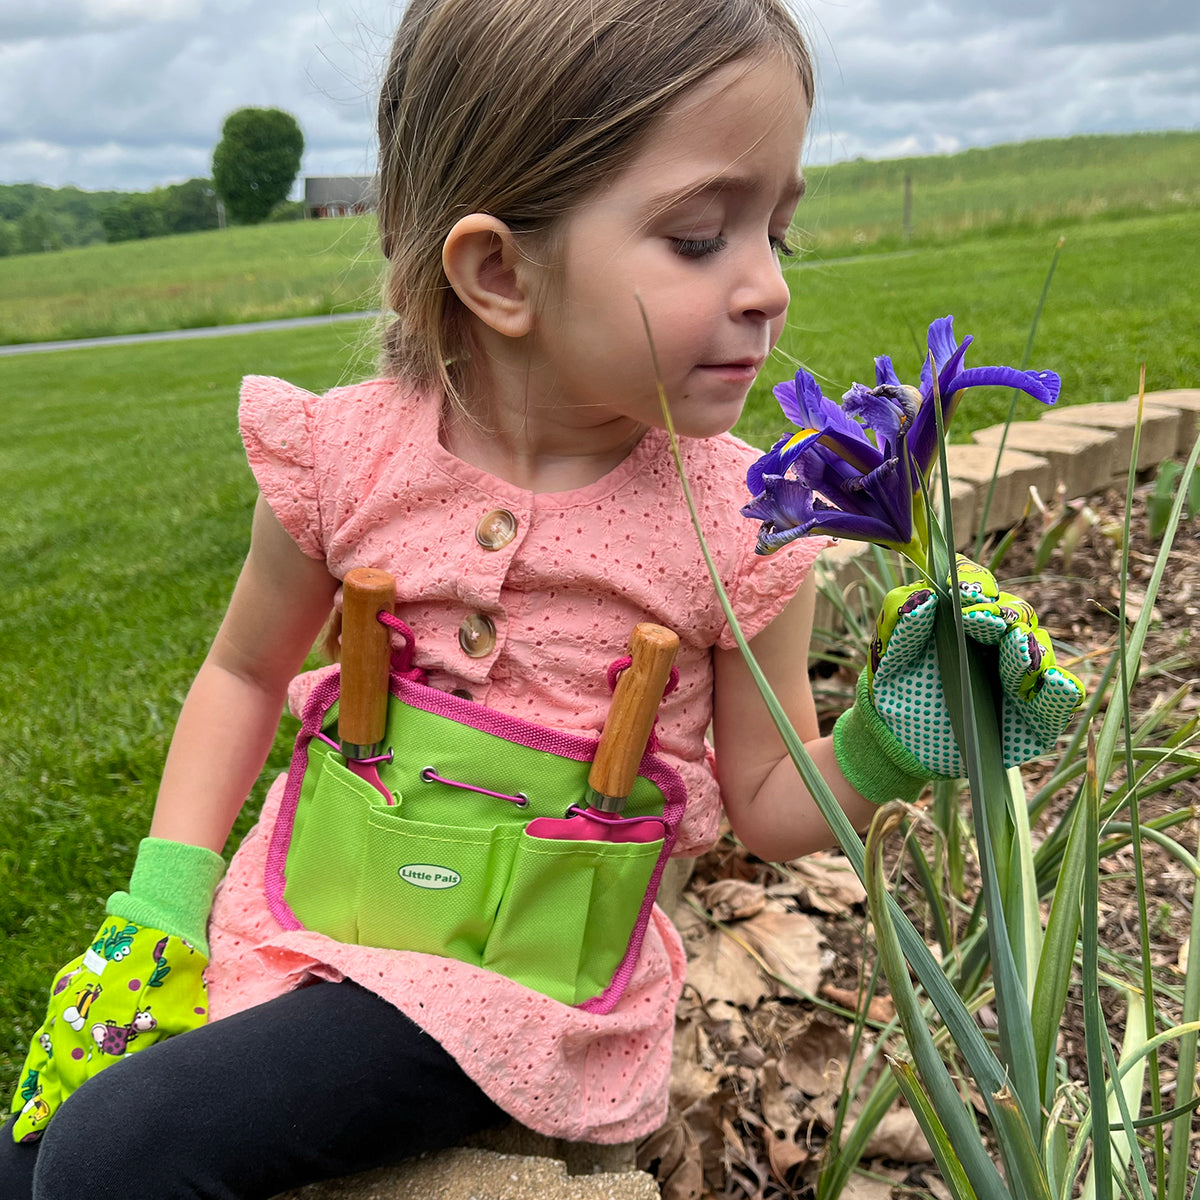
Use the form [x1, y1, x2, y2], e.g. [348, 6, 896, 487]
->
[833, 556, 1085, 804]
[10, 839, 223, 1144]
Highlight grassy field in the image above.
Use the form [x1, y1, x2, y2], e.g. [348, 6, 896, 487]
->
[0, 130, 1195, 346]
[0, 217, 383, 345]
[1, 134, 1198, 1098]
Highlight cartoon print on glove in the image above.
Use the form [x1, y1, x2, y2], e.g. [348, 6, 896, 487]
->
[955, 556, 995, 603]
[91, 1009, 157, 1056]
[52, 965, 83, 997]
[63, 982, 103, 1032]
[15, 1070, 50, 1137]
[92, 921, 138, 963]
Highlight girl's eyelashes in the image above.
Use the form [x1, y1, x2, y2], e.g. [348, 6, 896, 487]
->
[670, 235, 726, 259]
[669, 233, 797, 260]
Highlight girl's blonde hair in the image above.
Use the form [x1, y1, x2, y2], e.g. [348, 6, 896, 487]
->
[376, 0, 813, 412]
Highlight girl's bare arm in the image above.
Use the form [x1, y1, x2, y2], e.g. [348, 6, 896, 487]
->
[149, 496, 338, 852]
[712, 573, 880, 862]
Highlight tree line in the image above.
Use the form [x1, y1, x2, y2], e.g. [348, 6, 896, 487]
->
[1, 107, 306, 257]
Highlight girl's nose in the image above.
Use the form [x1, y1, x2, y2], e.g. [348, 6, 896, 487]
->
[733, 242, 791, 323]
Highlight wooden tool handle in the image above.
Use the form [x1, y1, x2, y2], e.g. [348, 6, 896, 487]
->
[588, 623, 680, 811]
[338, 567, 396, 756]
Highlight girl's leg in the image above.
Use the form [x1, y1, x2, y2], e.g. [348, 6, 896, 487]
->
[3, 980, 506, 1200]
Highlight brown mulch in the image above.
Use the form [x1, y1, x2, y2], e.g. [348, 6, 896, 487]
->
[639, 479, 1200, 1200]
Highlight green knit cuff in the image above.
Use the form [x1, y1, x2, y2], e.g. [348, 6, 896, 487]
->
[106, 838, 226, 956]
[833, 673, 937, 806]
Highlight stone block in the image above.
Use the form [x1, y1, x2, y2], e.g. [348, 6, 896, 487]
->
[271, 1147, 660, 1200]
[928, 475, 978, 549]
[1136, 389, 1200, 457]
[971, 421, 1115, 505]
[942, 444, 1049, 534]
[1041, 400, 1181, 475]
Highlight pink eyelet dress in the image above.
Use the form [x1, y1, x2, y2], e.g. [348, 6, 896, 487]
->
[204, 376, 826, 1143]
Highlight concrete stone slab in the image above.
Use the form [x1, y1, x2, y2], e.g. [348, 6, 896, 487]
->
[942, 444, 1049, 533]
[971, 421, 1115, 505]
[1135, 390, 1200, 456]
[1041, 401, 1181, 474]
[928, 475, 978, 549]
[271, 1148, 660, 1200]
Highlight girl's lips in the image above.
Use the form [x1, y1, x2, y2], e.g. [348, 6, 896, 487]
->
[696, 361, 761, 382]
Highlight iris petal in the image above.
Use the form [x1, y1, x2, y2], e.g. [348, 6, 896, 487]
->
[742, 316, 1061, 568]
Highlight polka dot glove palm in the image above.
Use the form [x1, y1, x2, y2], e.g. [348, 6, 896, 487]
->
[833, 556, 1085, 805]
[9, 839, 224, 1144]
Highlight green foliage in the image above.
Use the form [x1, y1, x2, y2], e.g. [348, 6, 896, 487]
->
[100, 178, 219, 243]
[0, 183, 127, 255]
[211, 107, 305, 225]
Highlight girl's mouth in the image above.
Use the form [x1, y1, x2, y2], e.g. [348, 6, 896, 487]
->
[696, 361, 761, 383]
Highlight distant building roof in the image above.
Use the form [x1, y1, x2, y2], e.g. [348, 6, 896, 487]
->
[304, 175, 376, 212]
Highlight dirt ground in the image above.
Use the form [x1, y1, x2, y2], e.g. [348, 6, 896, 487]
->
[639, 479, 1200, 1200]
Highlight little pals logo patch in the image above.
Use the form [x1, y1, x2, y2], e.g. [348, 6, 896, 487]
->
[398, 864, 461, 890]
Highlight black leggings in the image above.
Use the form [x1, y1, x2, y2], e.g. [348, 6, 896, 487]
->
[0, 981, 506, 1200]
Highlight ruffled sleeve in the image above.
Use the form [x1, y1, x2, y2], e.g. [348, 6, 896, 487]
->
[718, 528, 830, 649]
[238, 375, 324, 559]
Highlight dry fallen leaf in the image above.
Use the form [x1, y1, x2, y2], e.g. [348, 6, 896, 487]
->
[740, 908, 825, 997]
[685, 923, 774, 1008]
[701, 878, 767, 921]
[785, 852, 868, 913]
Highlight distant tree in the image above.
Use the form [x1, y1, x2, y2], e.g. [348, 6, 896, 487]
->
[211, 108, 304, 225]
[161, 177, 219, 233]
[100, 194, 167, 243]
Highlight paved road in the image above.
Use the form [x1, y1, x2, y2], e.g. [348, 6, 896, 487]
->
[0, 310, 378, 357]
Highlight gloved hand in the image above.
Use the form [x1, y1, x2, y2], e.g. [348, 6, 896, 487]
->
[10, 838, 225, 1143]
[833, 555, 1085, 805]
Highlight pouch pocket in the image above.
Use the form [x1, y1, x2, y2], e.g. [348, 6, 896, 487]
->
[483, 831, 664, 1005]
[355, 807, 520, 963]
[283, 751, 375, 944]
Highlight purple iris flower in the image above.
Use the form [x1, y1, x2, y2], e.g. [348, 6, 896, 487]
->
[741, 316, 1061, 562]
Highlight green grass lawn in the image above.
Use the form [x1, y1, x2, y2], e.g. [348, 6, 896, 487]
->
[1, 204, 1197, 1099]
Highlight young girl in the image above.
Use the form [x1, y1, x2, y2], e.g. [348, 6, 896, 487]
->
[0, 1, 941, 1195]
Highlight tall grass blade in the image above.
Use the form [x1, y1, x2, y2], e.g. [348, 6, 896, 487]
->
[1117, 369, 1165, 1193]
[1166, 819, 1200, 1200]
[1030, 788, 1087, 1110]
[865, 805, 1010, 1200]
[934, 389, 1042, 1139]
[1081, 726, 1112, 1200]
[973, 234, 1064, 556]
[890, 1059, 980, 1200]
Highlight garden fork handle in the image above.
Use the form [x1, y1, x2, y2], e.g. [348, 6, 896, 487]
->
[338, 567, 396, 760]
[587, 623, 679, 813]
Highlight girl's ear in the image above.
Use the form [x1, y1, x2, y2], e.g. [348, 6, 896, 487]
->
[442, 214, 537, 339]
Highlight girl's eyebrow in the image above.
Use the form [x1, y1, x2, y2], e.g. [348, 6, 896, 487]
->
[640, 173, 806, 220]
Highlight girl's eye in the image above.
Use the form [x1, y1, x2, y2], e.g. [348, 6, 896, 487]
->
[671, 236, 725, 259]
[771, 235, 796, 259]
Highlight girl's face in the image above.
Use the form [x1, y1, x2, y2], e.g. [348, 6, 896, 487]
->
[527, 51, 809, 442]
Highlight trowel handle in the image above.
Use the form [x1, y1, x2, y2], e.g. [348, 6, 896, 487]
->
[338, 567, 396, 758]
[587, 623, 679, 813]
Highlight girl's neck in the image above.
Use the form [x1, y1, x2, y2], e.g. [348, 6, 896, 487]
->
[438, 374, 648, 494]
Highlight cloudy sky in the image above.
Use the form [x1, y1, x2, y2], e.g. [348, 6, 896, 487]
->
[1, 0, 1197, 194]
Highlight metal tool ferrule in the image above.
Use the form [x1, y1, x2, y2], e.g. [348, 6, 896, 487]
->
[340, 741, 384, 763]
[585, 787, 626, 814]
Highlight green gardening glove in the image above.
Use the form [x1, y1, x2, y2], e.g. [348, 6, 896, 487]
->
[10, 838, 225, 1144]
[833, 555, 1085, 805]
